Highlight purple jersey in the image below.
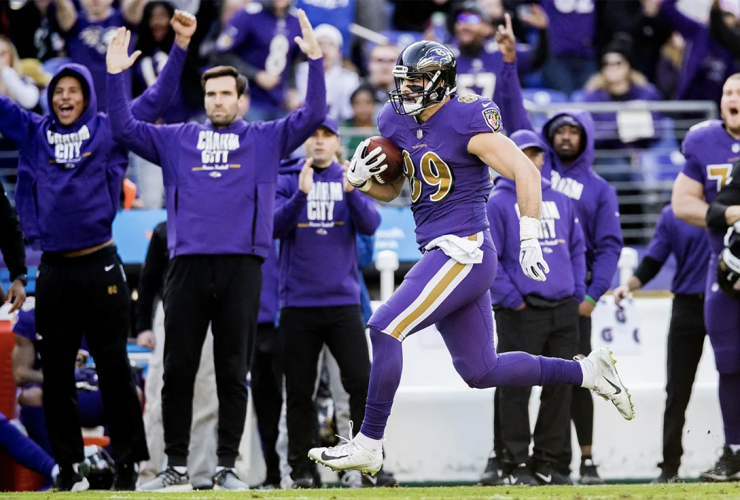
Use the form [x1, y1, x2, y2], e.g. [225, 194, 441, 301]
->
[64, 9, 130, 107]
[215, 3, 301, 112]
[541, 0, 596, 59]
[377, 95, 501, 248]
[452, 40, 533, 102]
[681, 120, 740, 254]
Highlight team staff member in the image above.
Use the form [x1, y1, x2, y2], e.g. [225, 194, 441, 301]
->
[274, 117, 380, 489]
[0, 11, 195, 492]
[495, 17, 623, 483]
[614, 204, 710, 483]
[106, 10, 325, 490]
[487, 130, 585, 487]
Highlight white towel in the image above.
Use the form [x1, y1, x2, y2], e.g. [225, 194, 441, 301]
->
[424, 233, 483, 264]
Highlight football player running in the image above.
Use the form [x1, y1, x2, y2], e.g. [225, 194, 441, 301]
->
[308, 40, 634, 476]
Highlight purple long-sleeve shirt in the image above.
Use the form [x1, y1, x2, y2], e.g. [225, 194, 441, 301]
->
[488, 177, 586, 309]
[107, 57, 327, 259]
[497, 61, 623, 301]
[6, 44, 187, 252]
[541, 0, 596, 59]
[274, 159, 380, 308]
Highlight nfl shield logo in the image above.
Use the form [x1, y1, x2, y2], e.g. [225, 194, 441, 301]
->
[482, 108, 501, 132]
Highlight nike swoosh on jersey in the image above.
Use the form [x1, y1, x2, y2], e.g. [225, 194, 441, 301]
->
[321, 451, 349, 461]
[482, 102, 492, 108]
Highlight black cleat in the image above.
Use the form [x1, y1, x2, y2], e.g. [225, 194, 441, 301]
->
[54, 465, 89, 492]
[652, 465, 679, 484]
[700, 445, 740, 482]
[291, 469, 316, 489]
[479, 455, 504, 486]
[112, 463, 138, 491]
[363, 466, 399, 487]
[579, 457, 604, 485]
[503, 463, 539, 486]
[532, 460, 573, 485]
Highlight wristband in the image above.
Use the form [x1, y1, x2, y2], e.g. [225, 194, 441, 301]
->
[519, 216, 540, 241]
[585, 295, 597, 306]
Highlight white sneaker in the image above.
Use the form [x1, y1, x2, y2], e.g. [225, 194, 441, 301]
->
[578, 348, 634, 420]
[308, 429, 383, 476]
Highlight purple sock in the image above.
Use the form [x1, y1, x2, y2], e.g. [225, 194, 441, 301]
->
[719, 371, 740, 444]
[538, 357, 583, 386]
[0, 412, 55, 478]
[20, 406, 54, 457]
[360, 328, 403, 440]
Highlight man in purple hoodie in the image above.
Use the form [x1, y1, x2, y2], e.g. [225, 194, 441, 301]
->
[496, 23, 624, 483]
[483, 130, 585, 487]
[274, 116, 380, 488]
[672, 73, 740, 482]
[307, 40, 632, 477]
[106, 10, 326, 490]
[0, 12, 195, 491]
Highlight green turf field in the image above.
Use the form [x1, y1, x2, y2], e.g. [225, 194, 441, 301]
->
[5, 484, 740, 500]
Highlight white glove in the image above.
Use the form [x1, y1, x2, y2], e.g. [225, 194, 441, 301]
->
[519, 238, 549, 281]
[347, 138, 388, 187]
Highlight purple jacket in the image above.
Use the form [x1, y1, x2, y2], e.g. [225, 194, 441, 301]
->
[541, 0, 596, 59]
[661, 0, 736, 103]
[497, 61, 623, 301]
[259, 239, 280, 324]
[488, 177, 586, 309]
[274, 158, 380, 308]
[108, 57, 326, 259]
[5, 45, 187, 252]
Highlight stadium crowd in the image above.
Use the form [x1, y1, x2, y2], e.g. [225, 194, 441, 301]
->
[0, 0, 737, 493]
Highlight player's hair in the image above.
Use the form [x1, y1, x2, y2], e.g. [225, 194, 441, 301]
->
[201, 66, 249, 97]
[727, 73, 740, 83]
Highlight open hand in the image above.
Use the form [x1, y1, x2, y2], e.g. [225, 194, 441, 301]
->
[106, 27, 141, 74]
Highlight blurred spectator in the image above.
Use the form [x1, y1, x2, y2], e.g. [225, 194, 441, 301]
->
[451, 1, 548, 101]
[5, 0, 66, 61]
[297, 0, 356, 59]
[343, 84, 375, 155]
[660, 0, 737, 105]
[55, 0, 147, 106]
[390, 0, 451, 32]
[294, 24, 359, 121]
[540, 0, 598, 96]
[655, 31, 685, 99]
[199, 0, 249, 58]
[363, 42, 400, 117]
[0, 36, 41, 110]
[212, 0, 301, 122]
[710, 0, 740, 60]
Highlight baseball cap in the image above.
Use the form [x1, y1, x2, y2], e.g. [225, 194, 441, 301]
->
[511, 130, 545, 152]
[319, 116, 339, 136]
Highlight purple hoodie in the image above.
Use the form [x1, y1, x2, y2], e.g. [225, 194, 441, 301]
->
[3, 45, 187, 252]
[259, 239, 280, 324]
[660, 0, 736, 103]
[497, 61, 623, 301]
[541, 0, 596, 59]
[274, 157, 380, 308]
[488, 177, 586, 309]
[107, 58, 327, 259]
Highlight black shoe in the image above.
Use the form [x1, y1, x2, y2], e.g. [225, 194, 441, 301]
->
[503, 463, 539, 486]
[532, 461, 572, 485]
[291, 469, 315, 489]
[363, 466, 399, 487]
[652, 465, 679, 484]
[54, 465, 89, 492]
[112, 463, 138, 491]
[700, 445, 740, 482]
[579, 457, 604, 485]
[479, 455, 504, 486]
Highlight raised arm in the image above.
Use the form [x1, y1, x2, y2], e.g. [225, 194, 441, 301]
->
[660, 0, 702, 41]
[54, 0, 78, 33]
[710, 0, 740, 59]
[0, 94, 39, 145]
[122, 0, 146, 26]
[130, 11, 196, 122]
[496, 14, 535, 133]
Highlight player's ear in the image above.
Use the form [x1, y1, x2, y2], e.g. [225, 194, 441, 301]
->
[238, 94, 250, 117]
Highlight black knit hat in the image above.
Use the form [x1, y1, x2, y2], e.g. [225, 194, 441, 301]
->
[602, 32, 634, 67]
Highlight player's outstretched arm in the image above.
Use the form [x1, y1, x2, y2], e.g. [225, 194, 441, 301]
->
[672, 173, 708, 228]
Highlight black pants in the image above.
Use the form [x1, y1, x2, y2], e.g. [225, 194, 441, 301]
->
[36, 246, 148, 466]
[280, 306, 370, 474]
[493, 301, 579, 465]
[162, 254, 262, 468]
[662, 294, 706, 470]
[251, 322, 283, 484]
[558, 314, 593, 472]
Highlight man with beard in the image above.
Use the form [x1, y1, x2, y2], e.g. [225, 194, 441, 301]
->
[495, 16, 623, 484]
[106, 10, 326, 490]
[672, 73, 740, 481]
[450, 1, 548, 104]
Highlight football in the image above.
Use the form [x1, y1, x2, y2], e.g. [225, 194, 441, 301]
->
[365, 136, 404, 185]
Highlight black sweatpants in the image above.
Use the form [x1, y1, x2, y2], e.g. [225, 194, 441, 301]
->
[251, 322, 283, 484]
[493, 301, 579, 466]
[162, 254, 262, 469]
[558, 314, 593, 472]
[280, 305, 370, 474]
[36, 246, 148, 466]
[662, 294, 706, 470]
